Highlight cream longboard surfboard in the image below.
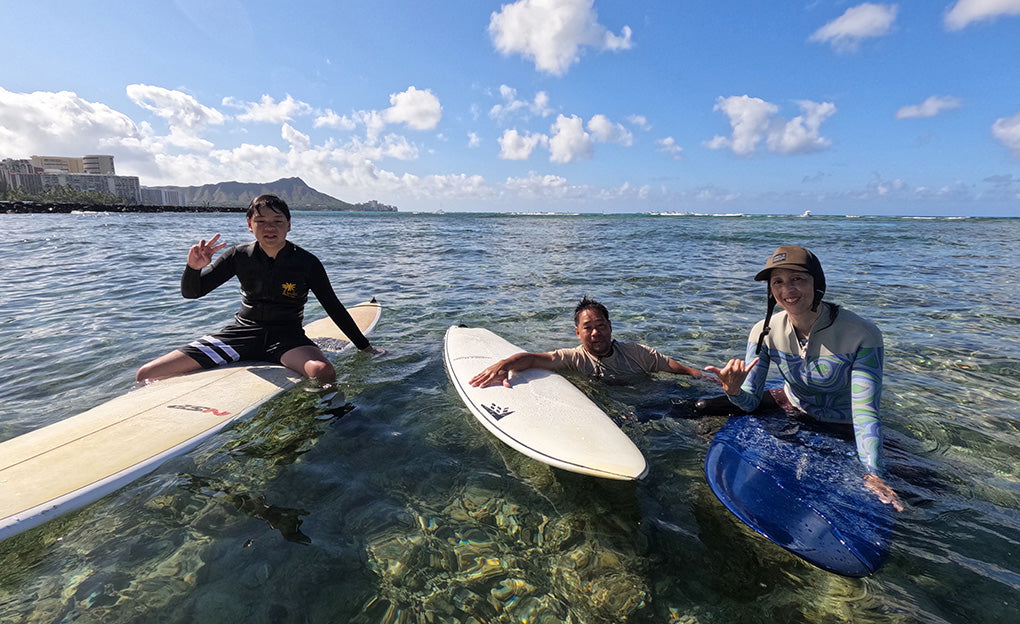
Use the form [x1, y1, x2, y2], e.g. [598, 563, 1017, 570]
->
[0, 299, 381, 542]
[443, 325, 648, 481]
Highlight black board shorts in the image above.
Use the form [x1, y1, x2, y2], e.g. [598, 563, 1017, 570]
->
[179, 322, 316, 369]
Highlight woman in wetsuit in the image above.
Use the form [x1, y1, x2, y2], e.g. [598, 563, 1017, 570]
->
[703, 245, 903, 511]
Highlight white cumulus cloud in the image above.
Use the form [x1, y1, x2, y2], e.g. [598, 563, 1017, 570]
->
[128, 84, 226, 150]
[378, 134, 420, 160]
[627, 115, 651, 130]
[895, 95, 963, 119]
[945, 0, 1020, 30]
[489, 0, 633, 76]
[382, 86, 442, 130]
[129, 84, 226, 129]
[223, 93, 312, 123]
[353, 109, 387, 143]
[281, 123, 311, 151]
[992, 111, 1020, 157]
[489, 85, 554, 122]
[0, 87, 146, 156]
[498, 129, 547, 160]
[656, 137, 683, 160]
[314, 110, 357, 130]
[767, 101, 837, 154]
[809, 3, 898, 52]
[504, 171, 585, 200]
[705, 96, 779, 156]
[549, 114, 594, 163]
[705, 96, 836, 156]
[494, 111, 631, 162]
[586, 114, 633, 146]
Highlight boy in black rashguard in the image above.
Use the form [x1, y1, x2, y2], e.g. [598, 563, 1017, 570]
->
[136, 194, 381, 385]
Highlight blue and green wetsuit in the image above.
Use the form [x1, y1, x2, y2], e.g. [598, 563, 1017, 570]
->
[728, 303, 885, 472]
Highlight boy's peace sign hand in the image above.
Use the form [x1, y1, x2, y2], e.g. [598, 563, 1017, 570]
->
[187, 234, 227, 270]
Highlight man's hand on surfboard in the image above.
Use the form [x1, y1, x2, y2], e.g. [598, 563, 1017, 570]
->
[469, 362, 513, 388]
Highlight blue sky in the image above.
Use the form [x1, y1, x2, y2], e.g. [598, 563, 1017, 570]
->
[1, 1, 1019, 216]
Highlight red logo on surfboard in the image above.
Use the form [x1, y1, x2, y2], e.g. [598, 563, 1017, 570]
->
[168, 404, 232, 417]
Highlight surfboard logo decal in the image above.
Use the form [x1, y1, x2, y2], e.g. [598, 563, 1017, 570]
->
[481, 403, 513, 421]
[168, 404, 232, 417]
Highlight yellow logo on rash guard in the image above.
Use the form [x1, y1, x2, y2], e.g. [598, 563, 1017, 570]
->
[281, 282, 299, 297]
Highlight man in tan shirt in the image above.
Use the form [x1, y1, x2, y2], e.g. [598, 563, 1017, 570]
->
[470, 296, 702, 388]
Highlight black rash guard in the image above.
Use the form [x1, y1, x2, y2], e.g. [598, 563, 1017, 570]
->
[181, 241, 370, 350]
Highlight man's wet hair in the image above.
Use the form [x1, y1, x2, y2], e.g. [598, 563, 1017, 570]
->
[247, 194, 291, 221]
[573, 296, 610, 326]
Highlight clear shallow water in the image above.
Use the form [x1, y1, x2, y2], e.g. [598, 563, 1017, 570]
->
[0, 211, 1018, 623]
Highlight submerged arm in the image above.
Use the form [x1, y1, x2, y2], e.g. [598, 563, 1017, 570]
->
[852, 346, 903, 511]
[665, 357, 704, 377]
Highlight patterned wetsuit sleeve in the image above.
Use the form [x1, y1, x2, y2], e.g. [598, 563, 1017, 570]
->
[181, 247, 236, 299]
[730, 335, 770, 412]
[851, 346, 884, 472]
[306, 255, 371, 350]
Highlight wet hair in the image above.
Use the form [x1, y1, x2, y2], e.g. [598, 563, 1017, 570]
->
[246, 194, 291, 221]
[573, 296, 610, 326]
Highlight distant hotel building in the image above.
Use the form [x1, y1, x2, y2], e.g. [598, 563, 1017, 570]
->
[37, 170, 141, 202]
[140, 187, 187, 206]
[29, 154, 116, 175]
[0, 158, 43, 195]
[0, 154, 181, 204]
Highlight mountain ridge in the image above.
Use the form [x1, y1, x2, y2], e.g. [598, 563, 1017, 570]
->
[154, 177, 396, 211]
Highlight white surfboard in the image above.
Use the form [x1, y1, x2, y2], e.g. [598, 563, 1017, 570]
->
[443, 325, 648, 481]
[0, 299, 381, 542]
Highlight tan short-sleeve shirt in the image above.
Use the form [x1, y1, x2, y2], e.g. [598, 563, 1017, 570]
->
[550, 340, 672, 382]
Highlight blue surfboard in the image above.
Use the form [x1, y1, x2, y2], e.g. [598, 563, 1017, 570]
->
[704, 415, 894, 577]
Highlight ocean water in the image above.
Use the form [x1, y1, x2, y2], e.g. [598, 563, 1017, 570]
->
[0, 210, 1018, 624]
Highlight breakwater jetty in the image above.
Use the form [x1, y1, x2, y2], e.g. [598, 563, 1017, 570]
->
[3, 201, 244, 214]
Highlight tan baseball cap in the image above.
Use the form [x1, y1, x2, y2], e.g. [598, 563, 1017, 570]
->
[754, 245, 823, 283]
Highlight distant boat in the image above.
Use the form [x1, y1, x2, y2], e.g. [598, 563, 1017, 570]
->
[799, 210, 812, 217]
